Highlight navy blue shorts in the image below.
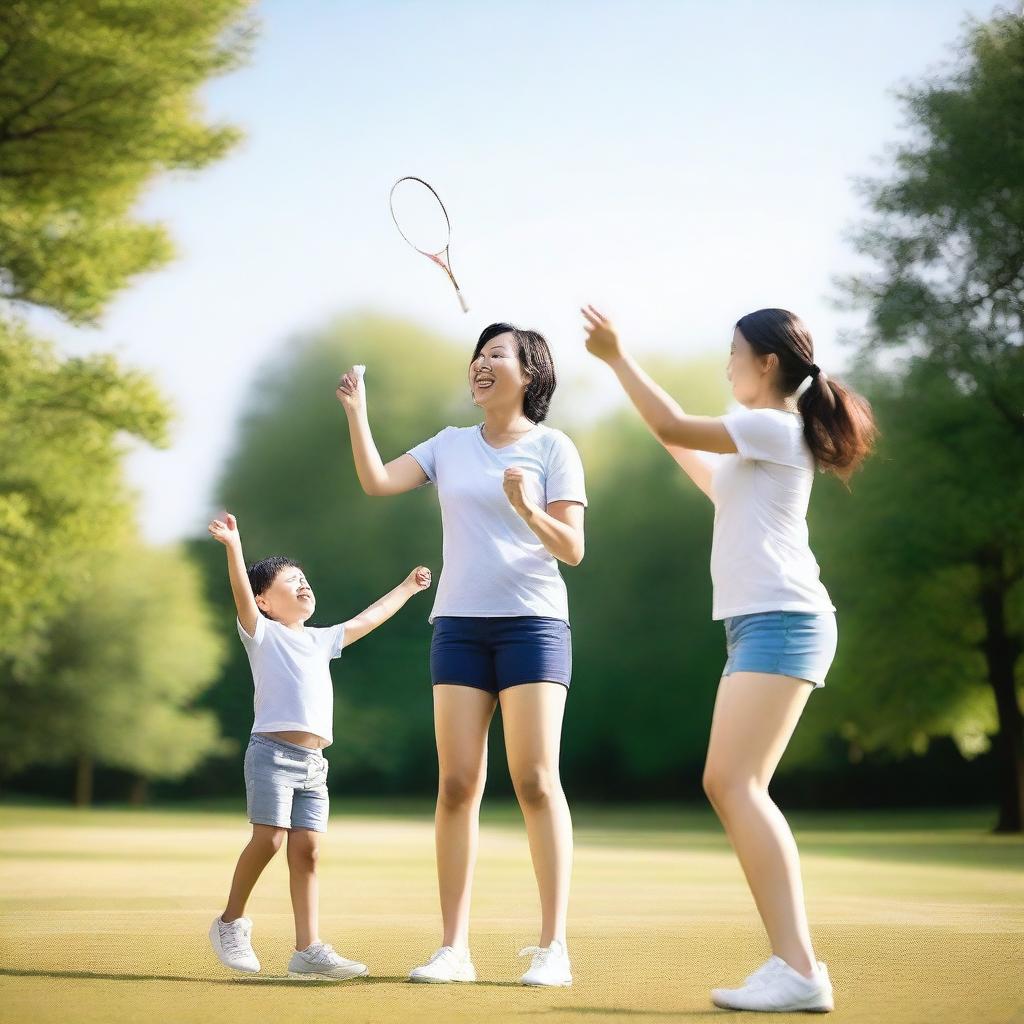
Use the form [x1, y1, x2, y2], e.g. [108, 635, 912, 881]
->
[430, 616, 572, 693]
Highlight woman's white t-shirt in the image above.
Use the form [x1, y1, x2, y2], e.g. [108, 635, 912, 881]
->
[407, 423, 587, 624]
[710, 407, 835, 621]
[237, 615, 346, 745]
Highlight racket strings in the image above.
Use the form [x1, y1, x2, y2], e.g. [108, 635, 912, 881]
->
[390, 175, 467, 312]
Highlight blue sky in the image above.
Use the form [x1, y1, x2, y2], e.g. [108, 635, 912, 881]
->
[32, 0, 1001, 542]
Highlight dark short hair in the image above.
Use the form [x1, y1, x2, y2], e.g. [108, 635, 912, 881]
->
[247, 555, 303, 606]
[472, 323, 557, 423]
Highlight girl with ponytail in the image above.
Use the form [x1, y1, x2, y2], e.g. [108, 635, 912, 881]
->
[581, 304, 876, 1014]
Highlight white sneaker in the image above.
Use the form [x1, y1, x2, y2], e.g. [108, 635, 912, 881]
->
[209, 915, 260, 974]
[408, 946, 477, 983]
[287, 941, 368, 980]
[744, 954, 789, 984]
[519, 939, 573, 987]
[711, 958, 833, 1012]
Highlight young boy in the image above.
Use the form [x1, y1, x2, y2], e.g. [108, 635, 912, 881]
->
[207, 511, 431, 980]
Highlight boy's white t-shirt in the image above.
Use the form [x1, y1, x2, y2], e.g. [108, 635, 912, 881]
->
[237, 615, 346, 745]
[406, 422, 587, 624]
[710, 407, 835, 621]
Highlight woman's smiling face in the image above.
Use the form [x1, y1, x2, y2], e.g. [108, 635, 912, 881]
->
[469, 332, 531, 409]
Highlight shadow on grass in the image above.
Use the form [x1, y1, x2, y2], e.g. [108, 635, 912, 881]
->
[0, 969, 741, 1017]
[0, 967, 518, 989]
[520, 1009, 730, 1018]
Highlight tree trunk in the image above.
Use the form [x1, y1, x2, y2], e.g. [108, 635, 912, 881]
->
[977, 547, 1024, 833]
[75, 754, 93, 808]
[129, 776, 149, 806]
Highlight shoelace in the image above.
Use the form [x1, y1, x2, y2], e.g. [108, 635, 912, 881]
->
[518, 945, 554, 967]
[426, 947, 459, 967]
[220, 920, 251, 956]
[306, 943, 339, 965]
[744, 961, 818, 999]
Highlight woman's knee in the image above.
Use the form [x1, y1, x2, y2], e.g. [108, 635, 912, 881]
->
[438, 770, 484, 810]
[702, 766, 759, 810]
[512, 766, 559, 809]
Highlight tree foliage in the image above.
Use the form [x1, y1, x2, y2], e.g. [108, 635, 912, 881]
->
[0, 0, 253, 322]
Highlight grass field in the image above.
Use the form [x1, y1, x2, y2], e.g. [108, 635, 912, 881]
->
[0, 801, 1021, 1024]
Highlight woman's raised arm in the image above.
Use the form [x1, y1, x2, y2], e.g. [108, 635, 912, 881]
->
[336, 368, 428, 496]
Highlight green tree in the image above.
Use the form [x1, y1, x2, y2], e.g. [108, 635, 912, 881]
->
[791, 359, 1021, 797]
[0, 0, 253, 800]
[837, 12, 1024, 831]
[0, 535, 229, 805]
[0, 0, 253, 322]
[0, 318, 168, 671]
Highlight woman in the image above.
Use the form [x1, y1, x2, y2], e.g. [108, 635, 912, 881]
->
[335, 323, 586, 987]
[580, 304, 875, 1014]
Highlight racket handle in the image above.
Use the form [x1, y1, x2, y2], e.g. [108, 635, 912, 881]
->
[353, 364, 366, 380]
[455, 289, 469, 314]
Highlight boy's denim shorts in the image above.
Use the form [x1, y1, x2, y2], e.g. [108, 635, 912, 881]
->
[244, 733, 329, 832]
[722, 610, 838, 688]
[430, 615, 572, 693]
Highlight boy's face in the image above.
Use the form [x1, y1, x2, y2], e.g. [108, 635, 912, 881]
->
[256, 565, 315, 624]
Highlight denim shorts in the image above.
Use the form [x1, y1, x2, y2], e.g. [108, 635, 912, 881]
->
[244, 734, 330, 832]
[722, 611, 838, 688]
[430, 615, 572, 693]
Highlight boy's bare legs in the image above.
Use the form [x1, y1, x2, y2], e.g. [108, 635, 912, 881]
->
[287, 827, 321, 950]
[223, 823, 287, 922]
[500, 682, 572, 948]
[702, 671, 817, 977]
[433, 684, 496, 949]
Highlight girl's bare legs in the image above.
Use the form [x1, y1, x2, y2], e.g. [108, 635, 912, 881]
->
[500, 682, 572, 947]
[702, 671, 817, 977]
[433, 684, 497, 949]
[223, 823, 286, 921]
[286, 827, 321, 950]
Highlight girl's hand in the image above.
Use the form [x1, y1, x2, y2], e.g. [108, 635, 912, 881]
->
[208, 512, 241, 548]
[503, 467, 536, 517]
[406, 566, 432, 592]
[581, 305, 623, 364]
[335, 366, 365, 414]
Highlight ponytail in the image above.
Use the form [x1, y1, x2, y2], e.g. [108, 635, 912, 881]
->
[735, 308, 878, 479]
[797, 370, 877, 479]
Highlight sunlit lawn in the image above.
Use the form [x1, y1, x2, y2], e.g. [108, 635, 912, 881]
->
[0, 801, 1021, 1023]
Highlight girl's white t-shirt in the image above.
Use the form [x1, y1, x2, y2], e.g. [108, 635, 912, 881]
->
[710, 407, 835, 621]
[237, 615, 346, 745]
[407, 422, 587, 624]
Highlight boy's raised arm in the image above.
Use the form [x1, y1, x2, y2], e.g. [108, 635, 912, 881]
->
[208, 513, 261, 638]
[341, 566, 432, 647]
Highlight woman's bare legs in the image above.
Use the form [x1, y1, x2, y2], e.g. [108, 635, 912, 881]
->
[433, 684, 497, 949]
[702, 671, 817, 977]
[500, 682, 572, 947]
